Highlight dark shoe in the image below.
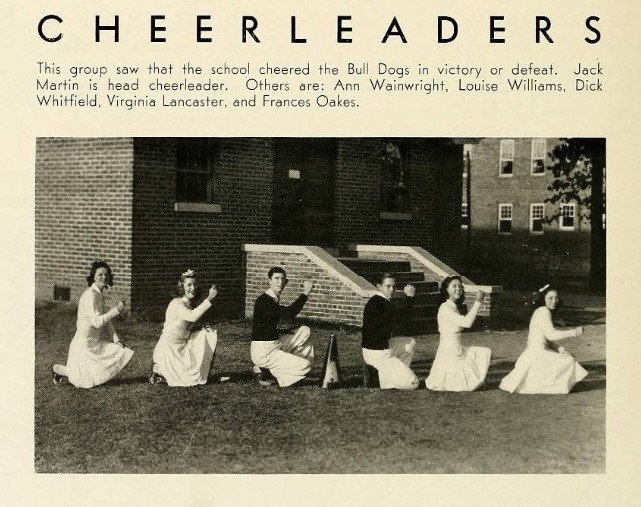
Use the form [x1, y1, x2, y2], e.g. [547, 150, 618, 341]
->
[253, 366, 276, 386]
[52, 371, 65, 386]
[149, 372, 167, 385]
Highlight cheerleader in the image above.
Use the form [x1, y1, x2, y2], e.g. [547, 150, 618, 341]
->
[150, 270, 219, 387]
[499, 285, 587, 394]
[425, 276, 491, 391]
[52, 261, 133, 388]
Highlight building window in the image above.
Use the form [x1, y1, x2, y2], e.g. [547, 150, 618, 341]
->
[499, 139, 515, 177]
[381, 141, 409, 214]
[531, 139, 546, 175]
[498, 203, 513, 234]
[559, 203, 576, 231]
[530, 203, 545, 234]
[461, 203, 469, 229]
[176, 138, 216, 203]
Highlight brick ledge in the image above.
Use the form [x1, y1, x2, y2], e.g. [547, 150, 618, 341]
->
[243, 244, 377, 297]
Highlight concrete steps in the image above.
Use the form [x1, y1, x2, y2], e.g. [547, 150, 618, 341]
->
[334, 256, 440, 329]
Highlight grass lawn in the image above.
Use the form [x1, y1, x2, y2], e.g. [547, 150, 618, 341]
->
[35, 297, 605, 474]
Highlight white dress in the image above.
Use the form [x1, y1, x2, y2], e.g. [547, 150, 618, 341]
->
[425, 300, 491, 391]
[152, 297, 218, 387]
[499, 307, 588, 394]
[64, 284, 134, 388]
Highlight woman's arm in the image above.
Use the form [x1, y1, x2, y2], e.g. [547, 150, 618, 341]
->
[86, 292, 121, 329]
[538, 309, 582, 341]
[172, 299, 213, 323]
[172, 285, 218, 323]
[442, 300, 482, 329]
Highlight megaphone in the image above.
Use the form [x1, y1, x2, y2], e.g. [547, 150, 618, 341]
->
[320, 334, 341, 388]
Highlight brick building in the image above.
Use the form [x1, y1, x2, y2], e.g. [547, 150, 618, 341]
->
[36, 137, 480, 322]
[461, 138, 605, 289]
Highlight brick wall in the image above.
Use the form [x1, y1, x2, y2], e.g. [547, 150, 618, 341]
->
[244, 246, 374, 327]
[36, 137, 470, 321]
[131, 138, 273, 318]
[35, 138, 134, 306]
[334, 139, 464, 268]
[467, 138, 592, 287]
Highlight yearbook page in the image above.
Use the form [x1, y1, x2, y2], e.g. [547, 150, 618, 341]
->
[1, 1, 640, 506]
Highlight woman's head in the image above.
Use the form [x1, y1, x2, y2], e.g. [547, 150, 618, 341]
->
[532, 284, 562, 311]
[440, 275, 465, 305]
[176, 269, 199, 300]
[86, 261, 113, 289]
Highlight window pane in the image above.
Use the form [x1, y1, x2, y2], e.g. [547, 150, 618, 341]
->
[499, 220, 512, 233]
[499, 205, 512, 219]
[177, 172, 209, 202]
[381, 141, 409, 213]
[531, 159, 545, 174]
[500, 139, 515, 158]
[561, 215, 574, 228]
[532, 219, 543, 232]
[501, 161, 513, 174]
[176, 138, 215, 203]
[560, 204, 576, 229]
[531, 139, 547, 158]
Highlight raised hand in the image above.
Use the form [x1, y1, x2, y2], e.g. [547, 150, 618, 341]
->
[208, 284, 219, 301]
[403, 284, 416, 297]
[116, 300, 126, 312]
[475, 290, 486, 302]
[302, 280, 315, 296]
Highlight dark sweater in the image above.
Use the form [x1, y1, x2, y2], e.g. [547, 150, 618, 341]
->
[251, 292, 308, 341]
[362, 294, 414, 350]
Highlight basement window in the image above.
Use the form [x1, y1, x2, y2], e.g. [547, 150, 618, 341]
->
[53, 285, 71, 301]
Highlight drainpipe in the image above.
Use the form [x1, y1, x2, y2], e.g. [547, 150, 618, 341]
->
[465, 150, 472, 273]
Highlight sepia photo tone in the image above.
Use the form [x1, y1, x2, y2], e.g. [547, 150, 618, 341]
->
[35, 136, 605, 473]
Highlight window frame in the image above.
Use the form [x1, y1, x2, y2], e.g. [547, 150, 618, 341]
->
[559, 203, 577, 231]
[380, 140, 411, 216]
[499, 139, 515, 177]
[529, 203, 545, 234]
[530, 139, 547, 176]
[498, 203, 513, 235]
[174, 138, 220, 213]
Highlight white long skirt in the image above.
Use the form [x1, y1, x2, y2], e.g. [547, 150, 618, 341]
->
[153, 328, 218, 387]
[425, 333, 491, 392]
[499, 346, 588, 394]
[65, 337, 134, 388]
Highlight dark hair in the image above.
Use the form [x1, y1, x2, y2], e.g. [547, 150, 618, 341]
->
[439, 275, 465, 305]
[86, 261, 113, 286]
[532, 285, 563, 311]
[374, 272, 396, 286]
[176, 271, 198, 298]
[267, 266, 287, 279]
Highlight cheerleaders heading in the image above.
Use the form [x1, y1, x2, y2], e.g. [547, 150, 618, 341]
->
[37, 15, 602, 45]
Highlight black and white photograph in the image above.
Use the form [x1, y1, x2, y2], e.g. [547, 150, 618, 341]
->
[5, 0, 641, 505]
[34, 136, 605, 473]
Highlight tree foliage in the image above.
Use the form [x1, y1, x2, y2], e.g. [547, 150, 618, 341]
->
[546, 138, 606, 224]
